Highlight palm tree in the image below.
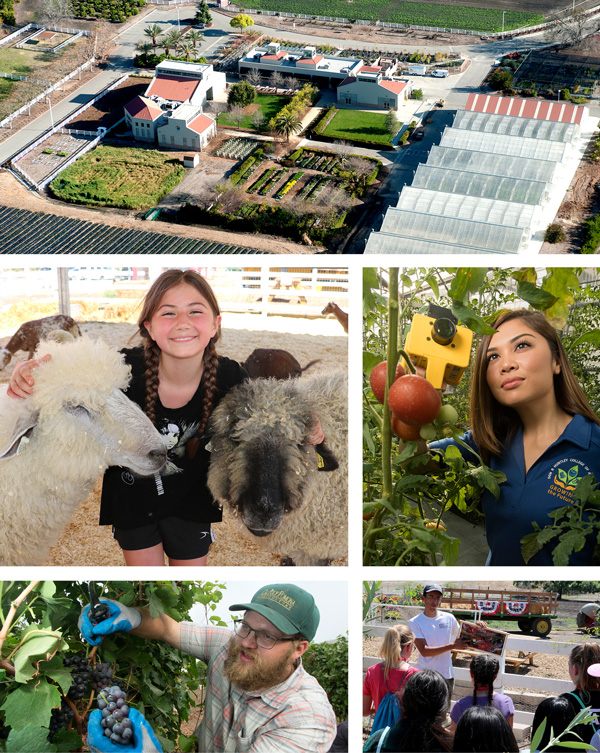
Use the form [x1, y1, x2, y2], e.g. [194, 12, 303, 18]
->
[136, 40, 153, 65]
[162, 29, 183, 57]
[187, 29, 204, 48]
[177, 39, 198, 62]
[144, 23, 163, 51]
[274, 111, 303, 142]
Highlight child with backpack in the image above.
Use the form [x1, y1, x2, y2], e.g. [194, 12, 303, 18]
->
[363, 625, 419, 735]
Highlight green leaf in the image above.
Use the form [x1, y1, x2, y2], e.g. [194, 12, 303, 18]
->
[363, 268, 380, 314]
[541, 268, 579, 329]
[449, 268, 488, 304]
[552, 530, 587, 566]
[521, 531, 546, 564]
[363, 352, 382, 375]
[5, 724, 57, 752]
[451, 301, 496, 335]
[470, 466, 502, 499]
[12, 628, 62, 683]
[440, 536, 460, 566]
[1, 682, 61, 730]
[424, 274, 439, 298]
[571, 329, 600, 347]
[146, 586, 178, 619]
[511, 268, 537, 285]
[38, 654, 72, 694]
[49, 727, 83, 752]
[178, 734, 198, 753]
[530, 715, 546, 752]
[516, 280, 558, 310]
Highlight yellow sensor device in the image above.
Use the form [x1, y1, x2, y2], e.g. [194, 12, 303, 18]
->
[404, 304, 474, 389]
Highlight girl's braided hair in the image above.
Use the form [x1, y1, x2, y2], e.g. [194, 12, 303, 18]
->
[470, 653, 499, 708]
[137, 269, 221, 434]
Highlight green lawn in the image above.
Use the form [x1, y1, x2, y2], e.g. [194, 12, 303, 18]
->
[50, 145, 186, 209]
[321, 109, 393, 146]
[218, 93, 289, 130]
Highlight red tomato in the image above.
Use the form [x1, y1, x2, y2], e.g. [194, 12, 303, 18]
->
[391, 414, 423, 441]
[369, 361, 405, 404]
[387, 375, 442, 427]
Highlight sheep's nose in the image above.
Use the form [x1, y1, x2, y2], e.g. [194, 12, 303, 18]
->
[149, 448, 167, 462]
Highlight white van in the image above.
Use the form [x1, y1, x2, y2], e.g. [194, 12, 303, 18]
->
[431, 69, 449, 78]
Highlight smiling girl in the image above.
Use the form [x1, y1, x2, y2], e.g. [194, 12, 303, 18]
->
[8, 269, 248, 566]
[429, 309, 600, 566]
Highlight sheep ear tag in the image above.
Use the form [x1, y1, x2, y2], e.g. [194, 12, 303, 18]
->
[314, 442, 339, 472]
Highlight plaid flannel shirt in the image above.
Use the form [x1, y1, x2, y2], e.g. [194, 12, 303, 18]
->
[180, 623, 337, 753]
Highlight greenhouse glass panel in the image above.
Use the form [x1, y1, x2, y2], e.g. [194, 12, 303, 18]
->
[453, 110, 576, 142]
[440, 129, 567, 162]
[364, 232, 517, 254]
[412, 165, 547, 205]
[375, 209, 525, 253]
[428, 146, 557, 183]
[394, 188, 535, 228]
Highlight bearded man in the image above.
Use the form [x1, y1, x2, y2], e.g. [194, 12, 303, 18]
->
[79, 583, 337, 753]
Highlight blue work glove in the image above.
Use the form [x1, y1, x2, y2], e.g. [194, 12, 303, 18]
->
[87, 708, 162, 753]
[78, 598, 142, 646]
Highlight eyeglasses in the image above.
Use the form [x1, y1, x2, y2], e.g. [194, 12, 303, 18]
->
[233, 619, 297, 650]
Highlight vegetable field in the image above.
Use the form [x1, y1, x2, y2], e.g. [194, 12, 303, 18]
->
[233, 0, 545, 32]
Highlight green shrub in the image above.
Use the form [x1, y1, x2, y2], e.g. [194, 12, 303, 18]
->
[581, 215, 600, 254]
[544, 223, 565, 244]
[228, 80, 256, 107]
[43, 149, 54, 154]
[302, 636, 348, 722]
[410, 88, 423, 100]
[489, 69, 512, 91]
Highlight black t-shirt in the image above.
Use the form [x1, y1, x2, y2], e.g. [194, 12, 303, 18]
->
[561, 690, 600, 743]
[99, 347, 247, 529]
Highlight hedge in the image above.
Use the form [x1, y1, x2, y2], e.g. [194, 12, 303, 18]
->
[581, 215, 600, 254]
[230, 148, 263, 184]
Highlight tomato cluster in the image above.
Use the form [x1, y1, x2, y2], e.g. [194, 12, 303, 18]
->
[369, 361, 458, 441]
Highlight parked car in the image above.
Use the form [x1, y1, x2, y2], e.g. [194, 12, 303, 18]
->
[413, 129, 424, 140]
[431, 69, 448, 78]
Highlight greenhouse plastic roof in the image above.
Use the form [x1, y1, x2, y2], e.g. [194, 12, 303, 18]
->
[453, 109, 576, 142]
[394, 187, 535, 228]
[439, 128, 567, 162]
[371, 209, 526, 253]
[465, 93, 585, 125]
[427, 146, 557, 184]
[364, 232, 518, 254]
[411, 165, 547, 205]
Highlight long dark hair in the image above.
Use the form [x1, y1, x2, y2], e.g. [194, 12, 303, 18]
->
[470, 309, 600, 463]
[471, 654, 499, 708]
[386, 670, 453, 752]
[453, 706, 519, 752]
[531, 696, 579, 752]
[137, 269, 221, 432]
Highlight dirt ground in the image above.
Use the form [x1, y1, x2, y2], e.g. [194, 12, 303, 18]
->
[0, 316, 348, 567]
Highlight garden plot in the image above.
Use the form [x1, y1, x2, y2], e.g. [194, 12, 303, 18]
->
[511, 49, 600, 97]
[16, 132, 96, 184]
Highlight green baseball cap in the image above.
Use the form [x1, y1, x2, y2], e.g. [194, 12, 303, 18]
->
[229, 584, 320, 642]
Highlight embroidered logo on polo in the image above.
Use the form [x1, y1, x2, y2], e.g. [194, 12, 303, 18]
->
[258, 588, 295, 611]
[547, 458, 591, 503]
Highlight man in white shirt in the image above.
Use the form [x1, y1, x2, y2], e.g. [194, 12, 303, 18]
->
[408, 583, 469, 695]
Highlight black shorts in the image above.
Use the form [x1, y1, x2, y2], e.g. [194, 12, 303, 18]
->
[112, 517, 214, 559]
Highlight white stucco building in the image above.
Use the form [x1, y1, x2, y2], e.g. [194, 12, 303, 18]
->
[124, 61, 224, 150]
[336, 65, 411, 109]
[239, 42, 363, 88]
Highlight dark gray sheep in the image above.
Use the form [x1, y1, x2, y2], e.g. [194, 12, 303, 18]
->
[207, 372, 347, 566]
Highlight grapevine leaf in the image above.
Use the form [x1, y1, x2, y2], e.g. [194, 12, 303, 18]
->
[38, 654, 72, 694]
[5, 724, 57, 752]
[516, 281, 557, 311]
[178, 734, 198, 753]
[12, 629, 62, 683]
[49, 727, 82, 751]
[1, 682, 61, 730]
[450, 301, 496, 335]
[146, 586, 178, 619]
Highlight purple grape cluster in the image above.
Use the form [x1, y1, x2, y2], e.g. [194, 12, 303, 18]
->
[97, 686, 133, 746]
[91, 661, 114, 691]
[47, 700, 75, 742]
[65, 653, 90, 701]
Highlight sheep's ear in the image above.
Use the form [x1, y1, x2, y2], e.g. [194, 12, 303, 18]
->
[314, 441, 339, 472]
[0, 408, 38, 461]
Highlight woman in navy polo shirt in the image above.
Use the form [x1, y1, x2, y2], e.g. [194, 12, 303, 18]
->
[430, 309, 600, 566]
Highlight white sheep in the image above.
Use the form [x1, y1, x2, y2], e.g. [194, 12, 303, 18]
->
[207, 372, 347, 566]
[0, 336, 167, 566]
